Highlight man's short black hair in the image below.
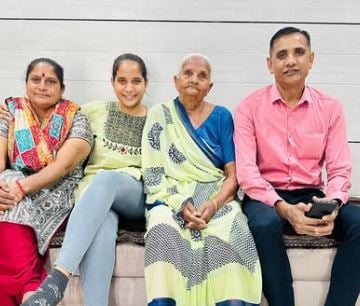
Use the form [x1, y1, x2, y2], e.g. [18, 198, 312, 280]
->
[269, 27, 311, 54]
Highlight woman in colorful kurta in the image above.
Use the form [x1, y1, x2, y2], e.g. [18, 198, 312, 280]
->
[142, 54, 262, 306]
[0, 58, 93, 306]
[23, 53, 148, 306]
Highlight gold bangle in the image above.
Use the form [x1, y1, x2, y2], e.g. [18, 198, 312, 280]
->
[211, 198, 218, 211]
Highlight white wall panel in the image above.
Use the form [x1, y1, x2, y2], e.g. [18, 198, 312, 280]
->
[1, 22, 360, 85]
[1, 54, 359, 120]
[2, 21, 360, 55]
[1, 1, 360, 23]
[2, 51, 360, 87]
[346, 114, 360, 142]
[0, 20, 139, 51]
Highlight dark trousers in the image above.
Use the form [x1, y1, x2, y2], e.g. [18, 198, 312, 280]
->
[242, 189, 360, 306]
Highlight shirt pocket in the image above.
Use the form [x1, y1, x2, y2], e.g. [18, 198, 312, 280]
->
[297, 133, 325, 161]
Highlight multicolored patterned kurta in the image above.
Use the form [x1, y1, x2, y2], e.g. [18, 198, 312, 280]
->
[0, 97, 93, 255]
[6, 97, 80, 172]
[142, 99, 262, 306]
[76, 100, 146, 199]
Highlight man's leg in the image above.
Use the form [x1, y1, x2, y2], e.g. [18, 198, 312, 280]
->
[242, 196, 294, 306]
[325, 203, 360, 306]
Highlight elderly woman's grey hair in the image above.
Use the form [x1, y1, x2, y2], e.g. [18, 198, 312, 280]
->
[177, 53, 212, 75]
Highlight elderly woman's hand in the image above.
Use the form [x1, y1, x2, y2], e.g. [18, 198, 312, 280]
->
[197, 200, 217, 224]
[0, 180, 16, 214]
[183, 202, 207, 230]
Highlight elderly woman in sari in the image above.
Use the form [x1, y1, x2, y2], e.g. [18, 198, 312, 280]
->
[0, 58, 93, 306]
[142, 54, 262, 306]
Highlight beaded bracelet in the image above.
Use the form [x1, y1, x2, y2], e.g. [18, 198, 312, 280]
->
[15, 180, 26, 196]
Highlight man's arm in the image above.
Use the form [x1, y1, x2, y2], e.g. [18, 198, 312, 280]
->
[324, 102, 352, 204]
[233, 101, 281, 206]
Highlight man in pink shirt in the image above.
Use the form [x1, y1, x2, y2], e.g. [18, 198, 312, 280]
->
[234, 26, 360, 306]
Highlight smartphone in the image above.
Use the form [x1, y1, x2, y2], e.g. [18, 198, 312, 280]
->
[305, 199, 339, 219]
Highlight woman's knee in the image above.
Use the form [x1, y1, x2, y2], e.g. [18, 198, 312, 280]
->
[112, 179, 145, 219]
[92, 170, 119, 187]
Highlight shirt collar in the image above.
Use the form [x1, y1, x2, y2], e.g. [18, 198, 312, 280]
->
[270, 84, 312, 105]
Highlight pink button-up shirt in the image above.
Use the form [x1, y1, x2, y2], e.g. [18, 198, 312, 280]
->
[234, 84, 351, 206]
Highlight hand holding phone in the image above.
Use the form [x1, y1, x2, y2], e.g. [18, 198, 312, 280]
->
[305, 198, 339, 219]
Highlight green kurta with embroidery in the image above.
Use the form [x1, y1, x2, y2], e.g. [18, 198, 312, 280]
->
[77, 101, 146, 199]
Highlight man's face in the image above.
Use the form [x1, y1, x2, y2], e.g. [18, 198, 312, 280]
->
[267, 33, 314, 88]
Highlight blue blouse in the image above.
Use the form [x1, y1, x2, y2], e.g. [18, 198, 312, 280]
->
[174, 97, 235, 169]
[196, 105, 235, 167]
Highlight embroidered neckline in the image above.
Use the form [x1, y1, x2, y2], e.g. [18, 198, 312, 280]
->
[103, 101, 146, 148]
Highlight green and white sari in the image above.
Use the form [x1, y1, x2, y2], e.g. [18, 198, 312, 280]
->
[142, 98, 262, 306]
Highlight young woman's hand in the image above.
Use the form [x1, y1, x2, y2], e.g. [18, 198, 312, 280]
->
[0, 104, 11, 120]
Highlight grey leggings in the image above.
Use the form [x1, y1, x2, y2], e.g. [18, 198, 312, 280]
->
[55, 171, 145, 306]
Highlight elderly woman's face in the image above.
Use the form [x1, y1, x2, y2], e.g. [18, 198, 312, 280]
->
[26, 63, 63, 109]
[175, 57, 212, 102]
